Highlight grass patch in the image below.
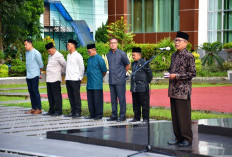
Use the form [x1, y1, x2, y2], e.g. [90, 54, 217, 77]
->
[197, 71, 227, 77]
[0, 96, 26, 101]
[0, 83, 47, 89]
[1, 100, 232, 120]
[0, 83, 231, 94]
[153, 71, 228, 77]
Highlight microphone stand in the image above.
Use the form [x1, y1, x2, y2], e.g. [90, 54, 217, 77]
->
[127, 48, 175, 157]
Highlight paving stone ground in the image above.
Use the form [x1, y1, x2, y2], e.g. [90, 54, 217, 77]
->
[0, 105, 168, 157]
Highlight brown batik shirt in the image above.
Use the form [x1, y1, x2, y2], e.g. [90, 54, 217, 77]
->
[168, 48, 196, 99]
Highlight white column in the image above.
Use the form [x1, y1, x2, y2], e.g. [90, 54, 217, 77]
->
[198, 0, 208, 46]
[40, 14, 44, 38]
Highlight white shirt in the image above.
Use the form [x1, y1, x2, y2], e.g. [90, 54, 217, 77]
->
[65, 51, 85, 81]
[46, 51, 66, 82]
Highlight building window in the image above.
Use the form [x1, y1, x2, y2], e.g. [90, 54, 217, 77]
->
[208, 0, 232, 43]
[127, 0, 179, 33]
[104, 0, 108, 14]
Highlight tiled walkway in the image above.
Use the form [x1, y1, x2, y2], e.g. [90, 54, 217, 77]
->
[0, 105, 166, 157]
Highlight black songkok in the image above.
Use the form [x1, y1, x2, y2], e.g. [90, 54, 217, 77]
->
[45, 42, 54, 50]
[176, 31, 189, 41]
[132, 47, 141, 53]
[68, 39, 78, 47]
[87, 43, 96, 49]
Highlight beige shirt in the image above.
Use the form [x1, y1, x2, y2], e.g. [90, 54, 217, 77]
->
[46, 51, 66, 83]
[65, 51, 85, 81]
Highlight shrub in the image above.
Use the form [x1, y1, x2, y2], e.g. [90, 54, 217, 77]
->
[0, 64, 8, 77]
[198, 41, 224, 66]
[0, 50, 4, 63]
[96, 42, 110, 56]
[192, 51, 202, 73]
[3, 47, 17, 60]
[95, 20, 108, 43]
[9, 59, 26, 76]
[59, 38, 194, 72]
[76, 46, 89, 68]
[106, 16, 135, 50]
[148, 38, 175, 72]
[223, 42, 232, 49]
[220, 61, 232, 71]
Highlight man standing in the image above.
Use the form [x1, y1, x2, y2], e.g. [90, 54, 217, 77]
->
[167, 31, 196, 147]
[65, 39, 84, 118]
[86, 43, 107, 120]
[43, 42, 66, 116]
[107, 38, 130, 122]
[130, 47, 153, 123]
[24, 39, 43, 114]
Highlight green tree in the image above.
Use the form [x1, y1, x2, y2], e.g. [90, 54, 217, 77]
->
[198, 41, 224, 66]
[106, 16, 135, 50]
[0, 0, 44, 53]
[95, 20, 108, 43]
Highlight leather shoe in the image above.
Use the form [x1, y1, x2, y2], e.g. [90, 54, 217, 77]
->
[33, 109, 42, 114]
[168, 139, 179, 145]
[107, 117, 118, 121]
[25, 109, 35, 114]
[72, 113, 81, 118]
[129, 119, 139, 122]
[94, 117, 102, 120]
[85, 116, 94, 119]
[117, 117, 126, 122]
[143, 119, 149, 123]
[178, 140, 191, 147]
[51, 113, 62, 116]
[65, 113, 74, 117]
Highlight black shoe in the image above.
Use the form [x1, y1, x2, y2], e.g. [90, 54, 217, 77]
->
[51, 113, 62, 116]
[94, 117, 102, 120]
[143, 119, 149, 123]
[129, 119, 139, 122]
[107, 117, 118, 121]
[42, 112, 53, 116]
[168, 139, 179, 145]
[65, 113, 74, 117]
[178, 140, 191, 147]
[117, 117, 126, 122]
[72, 113, 81, 118]
[85, 116, 94, 119]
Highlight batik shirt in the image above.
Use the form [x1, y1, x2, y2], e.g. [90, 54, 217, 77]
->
[168, 48, 196, 99]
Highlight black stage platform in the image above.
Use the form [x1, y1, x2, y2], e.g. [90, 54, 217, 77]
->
[47, 119, 232, 157]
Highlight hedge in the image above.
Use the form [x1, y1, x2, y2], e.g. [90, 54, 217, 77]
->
[60, 37, 193, 72]
[0, 64, 8, 77]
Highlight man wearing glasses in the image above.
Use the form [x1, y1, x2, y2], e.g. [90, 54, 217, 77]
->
[107, 38, 130, 122]
[167, 31, 196, 147]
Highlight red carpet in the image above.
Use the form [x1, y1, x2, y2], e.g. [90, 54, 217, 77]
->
[41, 86, 232, 113]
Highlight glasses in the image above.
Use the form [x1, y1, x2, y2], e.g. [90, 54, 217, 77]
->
[110, 42, 118, 45]
[174, 39, 186, 43]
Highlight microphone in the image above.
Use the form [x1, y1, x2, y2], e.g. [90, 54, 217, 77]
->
[158, 47, 171, 50]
